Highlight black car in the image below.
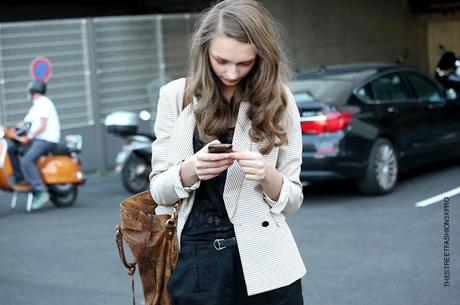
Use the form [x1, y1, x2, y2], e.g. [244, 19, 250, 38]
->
[289, 63, 460, 194]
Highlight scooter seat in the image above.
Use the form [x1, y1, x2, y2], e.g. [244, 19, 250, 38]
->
[51, 143, 71, 156]
[138, 132, 156, 141]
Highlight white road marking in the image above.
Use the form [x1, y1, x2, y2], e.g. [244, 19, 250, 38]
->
[415, 187, 460, 207]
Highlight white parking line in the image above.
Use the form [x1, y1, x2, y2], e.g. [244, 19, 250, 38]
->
[415, 187, 460, 207]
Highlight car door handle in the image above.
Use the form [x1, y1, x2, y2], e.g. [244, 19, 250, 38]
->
[424, 103, 444, 109]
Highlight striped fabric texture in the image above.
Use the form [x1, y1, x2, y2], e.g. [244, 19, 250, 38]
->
[149, 78, 307, 296]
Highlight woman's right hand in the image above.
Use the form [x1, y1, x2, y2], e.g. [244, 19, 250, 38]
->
[180, 140, 234, 186]
[194, 140, 234, 180]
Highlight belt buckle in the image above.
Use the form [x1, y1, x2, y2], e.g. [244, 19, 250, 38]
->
[213, 238, 226, 251]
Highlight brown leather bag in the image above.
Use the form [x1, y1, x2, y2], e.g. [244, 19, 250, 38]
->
[115, 190, 180, 305]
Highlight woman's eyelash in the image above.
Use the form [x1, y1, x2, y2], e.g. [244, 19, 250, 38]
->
[216, 59, 252, 66]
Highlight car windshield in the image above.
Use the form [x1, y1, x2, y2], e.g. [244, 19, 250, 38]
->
[290, 69, 377, 103]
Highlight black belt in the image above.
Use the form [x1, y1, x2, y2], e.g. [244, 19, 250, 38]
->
[213, 237, 237, 250]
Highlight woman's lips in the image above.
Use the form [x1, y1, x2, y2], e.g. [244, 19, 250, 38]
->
[222, 78, 239, 84]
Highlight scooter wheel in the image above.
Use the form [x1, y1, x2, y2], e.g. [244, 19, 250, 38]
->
[121, 154, 150, 194]
[49, 184, 78, 207]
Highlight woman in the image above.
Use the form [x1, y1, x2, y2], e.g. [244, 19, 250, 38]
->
[149, 0, 306, 304]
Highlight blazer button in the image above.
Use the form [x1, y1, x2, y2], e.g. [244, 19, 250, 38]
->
[262, 221, 269, 227]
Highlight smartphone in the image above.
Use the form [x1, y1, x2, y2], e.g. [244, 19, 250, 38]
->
[208, 143, 233, 153]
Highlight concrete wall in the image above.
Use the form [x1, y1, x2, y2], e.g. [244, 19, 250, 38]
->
[260, 0, 429, 73]
[426, 13, 460, 72]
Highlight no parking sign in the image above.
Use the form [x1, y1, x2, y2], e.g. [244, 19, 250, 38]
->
[29, 57, 53, 83]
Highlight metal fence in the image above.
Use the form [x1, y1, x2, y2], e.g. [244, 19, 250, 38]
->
[0, 14, 196, 129]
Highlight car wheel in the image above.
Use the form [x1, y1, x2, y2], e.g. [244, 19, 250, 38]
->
[357, 138, 398, 195]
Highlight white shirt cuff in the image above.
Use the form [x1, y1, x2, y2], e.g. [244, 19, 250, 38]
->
[263, 174, 290, 214]
[172, 161, 201, 198]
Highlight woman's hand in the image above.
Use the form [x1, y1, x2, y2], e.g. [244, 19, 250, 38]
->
[180, 140, 234, 186]
[194, 141, 234, 180]
[228, 149, 266, 182]
[229, 148, 283, 201]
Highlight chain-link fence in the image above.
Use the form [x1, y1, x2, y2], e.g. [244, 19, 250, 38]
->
[0, 14, 196, 129]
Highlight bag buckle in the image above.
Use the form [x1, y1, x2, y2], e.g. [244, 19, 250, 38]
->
[165, 202, 180, 226]
[213, 238, 226, 251]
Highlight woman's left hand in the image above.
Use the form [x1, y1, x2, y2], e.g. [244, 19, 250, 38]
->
[229, 149, 266, 182]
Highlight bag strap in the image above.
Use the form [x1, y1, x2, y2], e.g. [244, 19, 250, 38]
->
[115, 225, 137, 271]
[115, 225, 137, 305]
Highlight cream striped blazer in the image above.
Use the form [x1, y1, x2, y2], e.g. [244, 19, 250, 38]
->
[149, 78, 307, 296]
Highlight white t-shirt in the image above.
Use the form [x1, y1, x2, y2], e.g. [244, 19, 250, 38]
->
[24, 96, 60, 143]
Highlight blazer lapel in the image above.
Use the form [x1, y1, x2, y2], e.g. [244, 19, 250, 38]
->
[224, 101, 252, 220]
[169, 102, 196, 163]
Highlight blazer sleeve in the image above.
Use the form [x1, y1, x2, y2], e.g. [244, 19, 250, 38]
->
[263, 86, 304, 216]
[149, 80, 200, 207]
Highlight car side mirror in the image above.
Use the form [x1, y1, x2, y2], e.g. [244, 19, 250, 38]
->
[446, 88, 457, 101]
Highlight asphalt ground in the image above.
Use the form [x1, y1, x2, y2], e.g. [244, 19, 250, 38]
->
[0, 160, 459, 305]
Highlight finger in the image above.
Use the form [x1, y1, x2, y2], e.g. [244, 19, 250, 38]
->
[237, 159, 263, 168]
[229, 151, 247, 160]
[199, 174, 218, 181]
[196, 159, 233, 169]
[241, 166, 265, 178]
[230, 151, 260, 160]
[196, 161, 233, 179]
[244, 174, 262, 181]
[239, 167, 259, 175]
[200, 152, 232, 161]
[197, 163, 231, 176]
[198, 153, 232, 163]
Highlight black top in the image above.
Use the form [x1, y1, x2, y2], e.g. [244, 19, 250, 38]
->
[181, 127, 236, 240]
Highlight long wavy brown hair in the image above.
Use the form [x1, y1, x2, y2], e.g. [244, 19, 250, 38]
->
[184, 0, 292, 155]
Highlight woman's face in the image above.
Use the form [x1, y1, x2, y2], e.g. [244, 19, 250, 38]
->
[208, 34, 257, 90]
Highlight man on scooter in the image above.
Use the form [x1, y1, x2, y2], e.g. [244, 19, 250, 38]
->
[7, 80, 61, 210]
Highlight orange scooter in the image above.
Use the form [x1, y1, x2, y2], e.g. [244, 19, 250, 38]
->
[0, 124, 86, 212]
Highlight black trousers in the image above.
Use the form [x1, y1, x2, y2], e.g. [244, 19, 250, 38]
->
[167, 237, 304, 305]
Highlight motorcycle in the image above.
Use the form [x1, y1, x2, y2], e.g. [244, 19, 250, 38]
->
[0, 124, 86, 211]
[105, 111, 154, 194]
[434, 44, 460, 96]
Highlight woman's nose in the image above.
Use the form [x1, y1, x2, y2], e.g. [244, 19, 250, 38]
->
[225, 66, 239, 80]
